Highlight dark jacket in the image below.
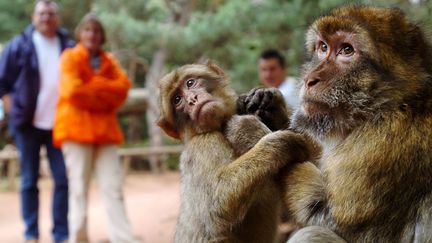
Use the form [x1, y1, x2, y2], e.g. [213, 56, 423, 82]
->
[0, 25, 74, 134]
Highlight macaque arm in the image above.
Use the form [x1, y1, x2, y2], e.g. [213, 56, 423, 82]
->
[224, 115, 272, 156]
[282, 162, 329, 226]
[213, 130, 315, 225]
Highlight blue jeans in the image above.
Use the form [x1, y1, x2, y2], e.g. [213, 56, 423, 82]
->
[14, 126, 69, 242]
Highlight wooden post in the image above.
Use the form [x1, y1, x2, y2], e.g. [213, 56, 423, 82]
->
[7, 159, 17, 191]
[85, 0, 92, 12]
[122, 156, 132, 177]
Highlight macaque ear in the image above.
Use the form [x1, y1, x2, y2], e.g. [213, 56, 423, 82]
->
[157, 117, 180, 139]
[204, 59, 226, 77]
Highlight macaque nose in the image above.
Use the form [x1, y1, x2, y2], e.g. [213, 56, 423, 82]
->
[187, 94, 198, 105]
[305, 76, 320, 88]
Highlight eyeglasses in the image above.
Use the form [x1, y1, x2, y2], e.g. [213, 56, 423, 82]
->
[35, 11, 58, 18]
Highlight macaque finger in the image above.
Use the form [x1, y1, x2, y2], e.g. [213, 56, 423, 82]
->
[246, 89, 264, 113]
[244, 87, 259, 105]
[258, 90, 273, 110]
[236, 94, 247, 114]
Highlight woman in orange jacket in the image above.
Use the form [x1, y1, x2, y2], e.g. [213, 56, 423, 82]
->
[53, 13, 138, 243]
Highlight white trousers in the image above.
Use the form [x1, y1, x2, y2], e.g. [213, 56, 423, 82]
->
[62, 141, 136, 243]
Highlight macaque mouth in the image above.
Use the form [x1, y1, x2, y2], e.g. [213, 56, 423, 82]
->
[302, 98, 331, 115]
[193, 100, 216, 121]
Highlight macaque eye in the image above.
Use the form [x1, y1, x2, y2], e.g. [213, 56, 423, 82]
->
[186, 79, 195, 88]
[173, 95, 182, 105]
[319, 42, 328, 53]
[339, 44, 354, 56]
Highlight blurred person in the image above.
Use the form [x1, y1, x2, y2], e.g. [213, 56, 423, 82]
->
[258, 49, 300, 110]
[0, 1, 74, 242]
[53, 13, 138, 243]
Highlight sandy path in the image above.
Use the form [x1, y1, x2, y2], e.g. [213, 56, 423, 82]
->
[0, 171, 180, 243]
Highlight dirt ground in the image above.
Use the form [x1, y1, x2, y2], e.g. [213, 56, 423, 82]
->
[0, 171, 180, 243]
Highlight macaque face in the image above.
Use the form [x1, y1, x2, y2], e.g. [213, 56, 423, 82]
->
[158, 63, 237, 140]
[172, 76, 227, 132]
[291, 27, 379, 141]
[302, 31, 360, 116]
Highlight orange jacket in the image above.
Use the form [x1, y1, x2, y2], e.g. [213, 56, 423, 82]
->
[53, 43, 131, 147]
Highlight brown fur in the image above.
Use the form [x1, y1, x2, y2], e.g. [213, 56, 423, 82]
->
[281, 5, 432, 243]
[157, 62, 316, 242]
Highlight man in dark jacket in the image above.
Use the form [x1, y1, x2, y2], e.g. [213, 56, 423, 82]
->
[0, 1, 74, 242]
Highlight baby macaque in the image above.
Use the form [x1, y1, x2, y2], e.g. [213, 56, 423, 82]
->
[157, 61, 316, 242]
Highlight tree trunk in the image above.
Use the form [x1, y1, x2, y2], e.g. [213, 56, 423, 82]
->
[145, 49, 167, 173]
[144, 0, 196, 173]
[85, 0, 92, 12]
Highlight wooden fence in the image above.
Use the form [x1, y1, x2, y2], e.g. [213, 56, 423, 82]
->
[0, 144, 183, 191]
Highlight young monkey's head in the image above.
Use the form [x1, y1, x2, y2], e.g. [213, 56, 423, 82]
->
[157, 61, 237, 141]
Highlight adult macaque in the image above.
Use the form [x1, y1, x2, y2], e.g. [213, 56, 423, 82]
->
[157, 62, 317, 242]
[244, 5, 432, 243]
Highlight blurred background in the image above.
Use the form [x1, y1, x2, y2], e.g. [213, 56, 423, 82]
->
[0, 0, 431, 170]
[0, 0, 431, 242]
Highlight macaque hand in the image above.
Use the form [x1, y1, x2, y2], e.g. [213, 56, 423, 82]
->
[256, 130, 319, 170]
[237, 87, 290, 131]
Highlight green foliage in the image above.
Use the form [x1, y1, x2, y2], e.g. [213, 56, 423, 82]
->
[57, 0, 91, 35]
[0, 0, 90, 43]
[1, 0, 429, 92]
[91, 0, 432, 93]
[0, 0, 32, 42]
[165, 154, 180, 170]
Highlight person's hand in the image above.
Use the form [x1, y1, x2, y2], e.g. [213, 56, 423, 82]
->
[2, 94, 11, 114]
